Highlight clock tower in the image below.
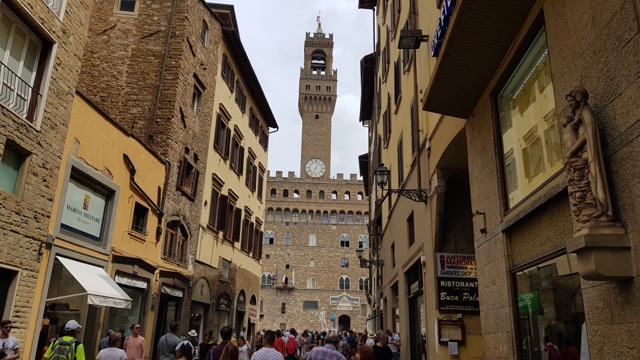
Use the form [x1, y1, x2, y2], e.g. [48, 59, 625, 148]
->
[299, 16, 336, 179]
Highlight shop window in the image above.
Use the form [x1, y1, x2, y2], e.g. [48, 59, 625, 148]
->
[339, 275, 350, 290]
[131, 202, 149, 235]
[0, 3, 53, 125]
[514, 254, 586, 360]
[340, 234, 350, 248]
[177, 157, 199, 200]
[163, 220, 189, 265]
[0, 141, 29, 195]
[497, 28, 560, 208]
[109, 275, 147, 334]
[341, 258, 349, 268]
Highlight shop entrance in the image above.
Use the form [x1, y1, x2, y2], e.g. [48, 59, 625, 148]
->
[406, 261, 425, 360]
[153, 290, 182, 360]
[233, 291, 246, 337]
[338, 315, 351, 332]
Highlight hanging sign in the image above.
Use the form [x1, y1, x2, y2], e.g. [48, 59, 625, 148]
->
[436, 253, 477, 278]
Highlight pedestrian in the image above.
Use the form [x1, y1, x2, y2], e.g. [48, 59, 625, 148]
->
[254, 331, 263, 353]
[43, 320, 85, 360]
[372, 333, 392, 360]
[97, 331, 127, 360]
[251, 330, 284, 360]
[237, 337, 250, 360]
[157, 322, 181, 360]
[354, 345, 373, 360]
[99, 329, 113, 352]
[306, 334, 346, 360]
[365, 333, 376, 347]
[205, 326, 232, 360]
[219, 342, 238, 360]
[124, 323, 146, 360]
[175, 341, 195, 360]
[0, 320, 20, 360]
[273, 330, 285, 356]
[199, 330, 216, 360]
[385, 331, 399, 360]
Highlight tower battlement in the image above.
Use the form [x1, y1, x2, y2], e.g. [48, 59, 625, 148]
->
[306, 31, 333, 41]
[267, 170, 361, 183]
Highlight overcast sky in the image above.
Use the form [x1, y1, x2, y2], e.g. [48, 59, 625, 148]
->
[217, 1, 374, 178]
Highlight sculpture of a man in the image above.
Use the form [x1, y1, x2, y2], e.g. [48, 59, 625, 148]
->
[563, 86, 614, 229]
[319, 307, 328, 331]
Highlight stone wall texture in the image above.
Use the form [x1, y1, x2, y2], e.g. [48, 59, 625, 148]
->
[0, 0, 94, 344]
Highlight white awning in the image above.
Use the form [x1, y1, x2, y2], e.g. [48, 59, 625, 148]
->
[48, 256, 132, 309]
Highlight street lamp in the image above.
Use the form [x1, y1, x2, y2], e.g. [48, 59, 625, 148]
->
[398, 29, 429, 49]
[374, 163, 428, 203]
[356, 248, 384, 268]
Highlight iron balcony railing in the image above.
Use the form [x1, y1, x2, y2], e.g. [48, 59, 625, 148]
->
[0, 61, 42, 123]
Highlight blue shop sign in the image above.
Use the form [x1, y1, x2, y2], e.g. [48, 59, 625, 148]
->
[431, 0, 457, 57]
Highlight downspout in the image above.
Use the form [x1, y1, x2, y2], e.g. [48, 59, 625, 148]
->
[149, 0, 178, 146]
[123, 154, 164, 216]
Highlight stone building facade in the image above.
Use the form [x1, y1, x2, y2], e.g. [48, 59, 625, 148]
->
[259, 22, 370, 333]
[0, 0, 94, 354]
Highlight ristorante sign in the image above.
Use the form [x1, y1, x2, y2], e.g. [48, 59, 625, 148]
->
[437, 278, 480, 313]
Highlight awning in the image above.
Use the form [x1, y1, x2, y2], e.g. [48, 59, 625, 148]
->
[47, 256, 132, 309]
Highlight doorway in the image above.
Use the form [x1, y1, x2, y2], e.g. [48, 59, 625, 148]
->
[153, 293, 181, 360]
[338, 315, 351, 332]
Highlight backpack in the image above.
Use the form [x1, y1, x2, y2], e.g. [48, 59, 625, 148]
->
[285, 335, 297, 355]
[49, 338, 80, 360]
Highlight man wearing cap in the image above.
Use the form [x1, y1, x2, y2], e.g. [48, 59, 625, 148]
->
[124, 324, 145, 360]
[43, 320, 85, 360]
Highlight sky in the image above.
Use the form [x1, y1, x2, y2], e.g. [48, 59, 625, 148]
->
[216, 1, 374, 178]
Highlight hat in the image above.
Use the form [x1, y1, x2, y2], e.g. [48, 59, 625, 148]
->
[367, 332, 376, 339]
[188, 330, 198, 337]
[65, 320, 82, 331]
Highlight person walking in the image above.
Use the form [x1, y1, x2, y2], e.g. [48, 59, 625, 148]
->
[306, 334, 346, 360]
[250, 330, 283, 360]
[0, 320, 20, 360]
[237, 337, 250, 360]
[97, 332, 126, 360]
[124, 324, 145, 360]
[199, 330, 216, 360]
[43, 320, 85, 360]
[372, 334, 392, 360]
[385, 331, 399, 360]
[205, 326, 232, 360]
[273, 330, 285, 357]
[157, 322, 181, 360]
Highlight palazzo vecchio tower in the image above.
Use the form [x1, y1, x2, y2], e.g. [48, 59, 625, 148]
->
[258, 18, 371, 333]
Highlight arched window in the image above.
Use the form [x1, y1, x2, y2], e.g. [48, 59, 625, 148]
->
[275, 208, 282, 221]
[359, 277, 369, 292]
[339, 275, 350, 290]
[316, 211, 322, 221]
[347, 211, 354, 224]
[357, 192, 364, 200]
[261, 273, 273, 286]
[293, 190, 300, 198]
[341, 258, 349, 268]
[344, 191, 351, 200]
[319, 191, 325, 199]
[322, 211, 329, 223]
[301, 210, 307, 223]
[266, 208, 274, 221]
[263, 231, 275, 245]
[331, 191, 338, 200]
[270, 188, 277, 197]
[284, 232, 292, 246]
[364, 213, 370, 224]
[355, 212, 362, 224]
[308, 234, 317, 246]
[330, 210, 337, 224]
[306, 190, 312, 199]
[307, 277, 316, 289]
[283, 189, 289, 198]
[340, 234, 351, 248]
[338, 211, 346, 223]
[164, 220, 189, 264]
[292, 209, 299, 222]
[309, 258, 315, 267]
[358, 234, 369, 249]
[284, 208, 291, 221]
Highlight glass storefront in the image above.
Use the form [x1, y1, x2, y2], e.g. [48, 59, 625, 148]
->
[515, 253, 587, 360]
[107, 286, 145, 335]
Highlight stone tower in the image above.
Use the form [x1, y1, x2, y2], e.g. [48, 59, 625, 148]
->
[299, 17, 337, 179]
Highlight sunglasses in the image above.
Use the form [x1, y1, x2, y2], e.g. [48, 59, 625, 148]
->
[134, 327, 141, 329]
[2, 326, 12, 329]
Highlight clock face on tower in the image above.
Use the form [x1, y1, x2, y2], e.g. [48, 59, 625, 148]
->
[305, 158, 326, 178]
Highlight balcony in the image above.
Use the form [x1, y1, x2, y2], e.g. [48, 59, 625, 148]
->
[0, 61, 42, 124]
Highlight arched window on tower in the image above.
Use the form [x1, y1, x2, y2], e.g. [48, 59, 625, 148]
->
[307, 277, 316, 289]
[263, 231, 274, 245]
[275, 208, 282, 221]
[306, 190, 312, 199]
[315, 114, 319, 119]
[357, 192, 364, 200]
[340, 234, 350, 248]
[292, 209, 299, 222]
[330, 211, 337, 224]
[319, 191, 325, 199]
[261, 273, 273, 287]
[270, 188, 277, 197]
[283, 189, 289, 198]
[284, 232, 292, 246]
[347, 211, 354, 224]
[359, 277, 369, 292]
[309, 258, 315, 267]
[331, 191, 338, 200]
[344, 191, 350, 200]
[293, 190, 300, 198]
[311, 50, 326, 72]
[322, 211, 329, 223]
[308, 234, 317, 246]
[358, 234, 369, 249]
[338, 211, 346, 224]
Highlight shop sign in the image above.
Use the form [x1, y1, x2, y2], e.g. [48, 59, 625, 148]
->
[431, 0, 457, 57]
[115, 275, 148, 289]
[61, 178, 107, 241]
[517, 291, 540, 313]
[437, 253, 477, 278]
[437, 277, 479, 313]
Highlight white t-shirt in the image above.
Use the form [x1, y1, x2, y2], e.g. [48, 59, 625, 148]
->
[388, 333, 400, 353]
[0, 337, 19, 357]
[96, 347, 127, 360]
[239, 344, 250, 360]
